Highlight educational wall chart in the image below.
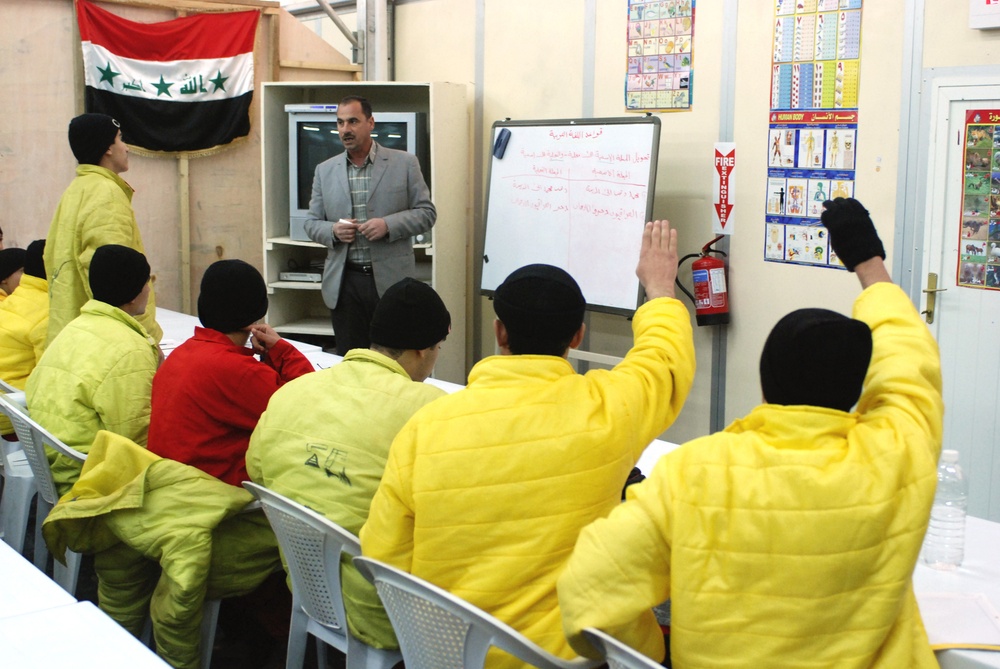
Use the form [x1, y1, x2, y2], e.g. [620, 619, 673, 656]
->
[957, 109, 1000, 290]
[764, 0, 863, 269]
[626, 0, 695, 111]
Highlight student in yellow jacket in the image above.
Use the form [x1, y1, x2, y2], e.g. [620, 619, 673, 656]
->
[247, 277, 451, 653]
[27, 244, 159, 497]
[361, 220, 696, 669]
[558, 198, 943, 669]
[44, 113, 162, 347]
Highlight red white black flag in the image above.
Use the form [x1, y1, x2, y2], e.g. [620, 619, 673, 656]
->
[77, 0, 260, 153]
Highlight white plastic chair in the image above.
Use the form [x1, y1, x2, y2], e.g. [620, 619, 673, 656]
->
[0, 391, 85, 593]
[353, 556, 601, 669]
[582, 628, 664, 669]
[0, 382, 37, 554]
[242, 481, 402, 669]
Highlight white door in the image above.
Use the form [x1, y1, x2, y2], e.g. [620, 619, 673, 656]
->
[920, 80, 1000, 521]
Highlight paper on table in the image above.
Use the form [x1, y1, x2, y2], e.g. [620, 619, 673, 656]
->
[918, 591, 1000, 650]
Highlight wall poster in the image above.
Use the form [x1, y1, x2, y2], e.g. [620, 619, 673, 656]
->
[626, 0, 695, 112]
[958, 109, 1000, 289]
[764, 0, 863, 269]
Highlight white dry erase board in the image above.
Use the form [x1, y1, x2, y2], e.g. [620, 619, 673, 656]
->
[481, 117, 660, 314]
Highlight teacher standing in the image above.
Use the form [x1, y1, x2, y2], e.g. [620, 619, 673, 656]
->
[304, 95, 436, 355]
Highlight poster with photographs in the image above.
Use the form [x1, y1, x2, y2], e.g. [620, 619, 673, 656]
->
[626, 0, 695, 111]
[765, 0, 863, 269]
[958, 109, 1000, 290]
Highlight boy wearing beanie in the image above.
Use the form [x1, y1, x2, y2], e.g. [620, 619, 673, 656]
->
[26, 244, 159, 495]
[246, 277, 451, 653]
[558, 199, 943, 669]
[148, 259, 314, 487]
[361, 221, 695, 668]
[44, 113, 162, 348]
[0, 247, 27, 302]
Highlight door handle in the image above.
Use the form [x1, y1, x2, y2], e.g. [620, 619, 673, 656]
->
[921, 273, 947, 324]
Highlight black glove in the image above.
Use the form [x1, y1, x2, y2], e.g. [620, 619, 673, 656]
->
[621, 467, 646, 500]
[820, 198, 885, 272]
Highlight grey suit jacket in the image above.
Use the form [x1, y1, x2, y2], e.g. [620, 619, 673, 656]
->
[303, 143, 436, 309]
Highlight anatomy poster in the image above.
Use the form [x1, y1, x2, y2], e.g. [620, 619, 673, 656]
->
[958, 109, 1000, 290]
[626, 0, 695, 111]
[764, 0, 863, 269]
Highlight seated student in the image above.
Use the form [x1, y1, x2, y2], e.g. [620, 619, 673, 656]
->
[360, 221, 695, 668]
[26, 244, 159, 496]
[557, 198, 944, 669]
[246, 277, 451, 651]
[148, 259, 314, 487]
[0, 246, 26, 302]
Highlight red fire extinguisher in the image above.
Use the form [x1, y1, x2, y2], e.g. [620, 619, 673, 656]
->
[677, 235, 730, 326]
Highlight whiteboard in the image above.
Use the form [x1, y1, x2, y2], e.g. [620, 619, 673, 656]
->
[480, 117, 660, 314]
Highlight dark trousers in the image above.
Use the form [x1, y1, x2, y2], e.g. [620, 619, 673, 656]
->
[330, 267, 379, 355]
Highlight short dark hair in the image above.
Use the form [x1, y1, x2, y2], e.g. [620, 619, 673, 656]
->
[339, 95, 372, 118]
[504, 331, 576, 357]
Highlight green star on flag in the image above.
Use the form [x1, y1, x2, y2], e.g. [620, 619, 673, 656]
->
[97, 62, 120, 86]
[152, 75, 174, 97]
[209, 70, 229, 93]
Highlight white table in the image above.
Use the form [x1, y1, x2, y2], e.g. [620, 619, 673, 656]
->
[157, 307, 321, 355]
[914, 515, 1000, 668]
[0, 538, 75, 620]
[0, 601, 170, 668]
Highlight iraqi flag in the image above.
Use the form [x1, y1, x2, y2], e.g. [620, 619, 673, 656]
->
[77, 0, 260, 153]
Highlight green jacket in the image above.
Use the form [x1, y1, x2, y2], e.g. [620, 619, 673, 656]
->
[43, 431, 281, 669]
[44, 164, 162, 346]
[0, 274, 48, 433]
[247, 348, 445, 649]
[26, 299, 158, 496]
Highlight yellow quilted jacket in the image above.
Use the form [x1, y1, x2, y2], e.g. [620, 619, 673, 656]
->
[44, 164, 162, 347]
[361, 296, 695, 669]
[558, 282, 943, 669]
[0, 275, 48, 433]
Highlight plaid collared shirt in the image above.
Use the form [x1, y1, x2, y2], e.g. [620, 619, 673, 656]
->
[345, 143, 378, 266]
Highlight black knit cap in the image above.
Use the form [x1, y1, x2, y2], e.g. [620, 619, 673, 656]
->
[198, 259, 269, 333]
[493, 264, 586, 342]
[89, 245, 150, 307]
[759, 308, 873, 412]
[68, 113, 121, 166]
[23, 240, 46, 280]
[0, 248, 26, 282]
[369, 278, 450, 350]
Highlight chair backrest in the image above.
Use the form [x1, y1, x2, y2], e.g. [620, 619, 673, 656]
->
[581, 628, 664, 669]
[353, 556, 601, 669]
[0, 392, 86, 506]
[241, 481, 356, 641]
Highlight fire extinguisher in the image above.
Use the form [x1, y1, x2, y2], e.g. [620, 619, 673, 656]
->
[676, 235, 730, 326]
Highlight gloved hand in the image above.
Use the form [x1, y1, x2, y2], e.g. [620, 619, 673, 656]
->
[820, 198, 886, 271]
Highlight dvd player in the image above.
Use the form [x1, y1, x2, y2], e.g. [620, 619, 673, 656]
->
[279, 272, 322, 282]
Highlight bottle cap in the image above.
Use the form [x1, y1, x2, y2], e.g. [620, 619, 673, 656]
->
[942, 449, 960, 463]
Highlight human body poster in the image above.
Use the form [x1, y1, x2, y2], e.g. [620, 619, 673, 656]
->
[625, 0, 695, 111]
[764, 0, 863, 268]
[958, 109, 1000, 289]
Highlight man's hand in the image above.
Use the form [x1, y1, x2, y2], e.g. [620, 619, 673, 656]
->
[332, 218, 358, 243]
[636, 219, 678, 300]
[248, 323, 281, 354]
[357, 217, 389, 241]
[820, 198, 885, 272]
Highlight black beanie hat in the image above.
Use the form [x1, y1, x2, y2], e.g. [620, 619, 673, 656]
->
[759, 308, 873, 412]
[370, 278, 450, 350]
[198, 259, 269, 333]
[89, 245, 150, 307]
[0, 248, 26, 282]
[23, 240, 46, 280]
[493, 264, 586, 342]
[69, 113, 121, 166]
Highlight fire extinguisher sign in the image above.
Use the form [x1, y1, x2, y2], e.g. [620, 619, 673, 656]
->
[713, 142, 736, 236]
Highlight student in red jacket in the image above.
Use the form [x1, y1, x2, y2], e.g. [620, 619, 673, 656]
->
[148, 259, 314, 486]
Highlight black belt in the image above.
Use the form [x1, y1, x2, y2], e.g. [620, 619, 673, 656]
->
[345, 263, 374, 275]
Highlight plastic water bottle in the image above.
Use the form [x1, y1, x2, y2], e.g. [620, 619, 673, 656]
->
[922, 449, 968, 570]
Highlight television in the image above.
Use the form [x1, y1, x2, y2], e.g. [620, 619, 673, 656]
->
[285, 104, 429, 241]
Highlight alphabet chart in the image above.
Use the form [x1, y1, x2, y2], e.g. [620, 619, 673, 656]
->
[765, 0, 863, 269]
[957, 109, 1000, 291]
[625, 0, 695, 111]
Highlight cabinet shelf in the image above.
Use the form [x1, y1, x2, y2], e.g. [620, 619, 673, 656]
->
[272, 317, 334, 337]
[266, 236, 325, 249]
[269, 281, 323, 291]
